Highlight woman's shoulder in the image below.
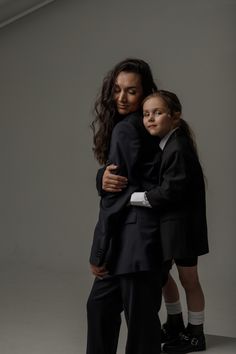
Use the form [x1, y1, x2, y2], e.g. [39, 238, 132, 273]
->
[118, 111, 142, 126]
[112, 111, 143, 135]
[125, 111, 142, 124]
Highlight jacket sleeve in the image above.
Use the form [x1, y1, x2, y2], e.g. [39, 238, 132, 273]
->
[90, 120, 142, 266]
[96, 166, 106, 196]
[102, 121, 142, 206]
[146, 149, 189, 209]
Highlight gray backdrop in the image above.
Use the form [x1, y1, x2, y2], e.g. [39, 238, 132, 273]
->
[0, 0, 235, 345]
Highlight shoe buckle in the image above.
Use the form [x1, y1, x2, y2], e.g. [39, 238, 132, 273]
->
[180, 333, 189, 341]
[191, 338, 199, 346]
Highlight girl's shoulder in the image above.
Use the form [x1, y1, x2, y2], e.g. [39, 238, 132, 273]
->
[164, 129, 197, 160]
[167, 129, 192, 149]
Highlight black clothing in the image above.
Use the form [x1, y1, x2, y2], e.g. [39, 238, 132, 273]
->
[146, 128, 209, 261]
[90, 111, 162, 273]
[87, 272, 162, 354]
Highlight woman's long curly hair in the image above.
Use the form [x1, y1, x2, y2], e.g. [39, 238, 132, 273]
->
[143, 90, 198, 156]
[91, 58, 157, 165]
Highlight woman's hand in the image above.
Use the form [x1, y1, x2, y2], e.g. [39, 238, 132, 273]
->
[90, 264, 109, 279]
[102, 164, 128, 192]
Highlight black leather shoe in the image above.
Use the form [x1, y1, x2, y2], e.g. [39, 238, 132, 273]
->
[161, 323, 184, 344]
[163, 331, 206, 353]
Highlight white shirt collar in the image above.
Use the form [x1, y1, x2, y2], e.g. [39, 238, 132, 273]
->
[159, 127, 179, 150]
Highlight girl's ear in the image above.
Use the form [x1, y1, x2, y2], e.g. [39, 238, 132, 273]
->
[173, 111, 181, 121]
[172, 112, 181, 128]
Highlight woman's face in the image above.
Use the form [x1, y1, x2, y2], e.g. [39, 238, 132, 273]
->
[143, 96, 177, 138]
[113, 71, 143, 115]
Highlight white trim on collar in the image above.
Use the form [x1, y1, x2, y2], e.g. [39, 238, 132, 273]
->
[159, 127, 179, 150]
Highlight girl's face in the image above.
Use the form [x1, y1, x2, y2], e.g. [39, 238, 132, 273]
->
[114, 71, 143, 115]
[143, 96, 178, 138]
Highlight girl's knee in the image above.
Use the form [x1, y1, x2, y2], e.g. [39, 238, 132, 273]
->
[178, 270, 200, 290]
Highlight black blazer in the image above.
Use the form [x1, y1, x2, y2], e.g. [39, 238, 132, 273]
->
[89, 111, 162, 274]
[146, 128, 209, 261]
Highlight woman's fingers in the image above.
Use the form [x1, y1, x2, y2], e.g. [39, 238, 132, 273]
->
[103, 165, 128, 191]
[103, 180, 127, 192]
[104, 180, 127, 190]
[106, 164, 118, 172]
[104, 187, 122, 192]
[105, 174, 127, 183]
[105, 165, 128, 182]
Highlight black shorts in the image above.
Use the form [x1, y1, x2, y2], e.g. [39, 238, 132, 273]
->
[161, 257, 198, 286]
[174, 257, 198, 267]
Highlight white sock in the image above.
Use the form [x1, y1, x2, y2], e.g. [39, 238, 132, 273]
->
[165, 300, 182, 315]
[188, 310, 204, 325]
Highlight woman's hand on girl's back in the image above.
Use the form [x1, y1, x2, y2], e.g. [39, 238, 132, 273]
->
[102, 164, 128, 192]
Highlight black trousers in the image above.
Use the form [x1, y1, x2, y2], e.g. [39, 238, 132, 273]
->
[86, 271, 162, 354]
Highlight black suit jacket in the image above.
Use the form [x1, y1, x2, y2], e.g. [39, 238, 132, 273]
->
[146, 128, 209, 261]
[90, 111, 162, 274]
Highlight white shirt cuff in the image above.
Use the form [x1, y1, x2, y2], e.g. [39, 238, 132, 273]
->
[130, 192, 152, 208]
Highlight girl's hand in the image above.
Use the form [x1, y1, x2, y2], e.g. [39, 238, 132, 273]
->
[102, 164, 128, 192]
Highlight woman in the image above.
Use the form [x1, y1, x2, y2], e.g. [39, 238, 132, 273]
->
[87, 58, 165, 354]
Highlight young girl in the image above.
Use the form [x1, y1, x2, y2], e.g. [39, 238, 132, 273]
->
[130, 90, 209, 353]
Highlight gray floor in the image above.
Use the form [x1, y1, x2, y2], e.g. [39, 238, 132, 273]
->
[0, 267, 235, 354]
